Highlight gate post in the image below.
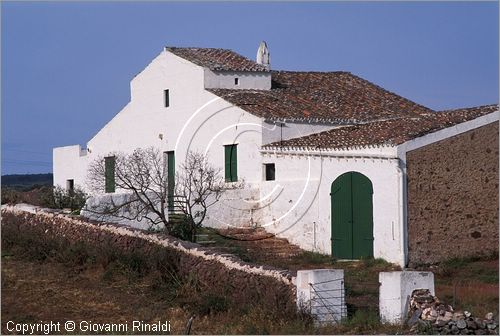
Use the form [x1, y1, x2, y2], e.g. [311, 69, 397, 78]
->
[379, 271, 435, 324]
[296, 269, 347, 324]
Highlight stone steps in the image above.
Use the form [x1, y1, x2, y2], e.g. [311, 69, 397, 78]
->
[211, 227, 305, 261]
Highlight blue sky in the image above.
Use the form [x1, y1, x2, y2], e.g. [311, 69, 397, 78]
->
[2, 2, 498, 174]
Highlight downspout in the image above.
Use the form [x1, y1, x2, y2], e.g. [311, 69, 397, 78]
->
[395, 155, 408, 268]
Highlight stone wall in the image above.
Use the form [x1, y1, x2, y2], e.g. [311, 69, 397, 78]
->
[406, 122, 499, 265]
[1, 207, 296, 314]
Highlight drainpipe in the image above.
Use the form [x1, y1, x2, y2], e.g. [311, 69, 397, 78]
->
[395, 157, 408, 268]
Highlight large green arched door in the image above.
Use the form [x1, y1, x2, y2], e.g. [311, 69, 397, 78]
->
[331, 172, 374, 259]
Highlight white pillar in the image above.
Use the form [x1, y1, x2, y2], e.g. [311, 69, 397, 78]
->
[379, 271, 435, 324]
[296, 269, 347, 324]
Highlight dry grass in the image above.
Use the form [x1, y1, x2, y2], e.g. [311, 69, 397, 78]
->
[1, 221, 412, 335]
[1, 255, 176, 334]
[436, 282, 498, 318]
[1, 219, 497, 334]
[1, 251, 411, 335]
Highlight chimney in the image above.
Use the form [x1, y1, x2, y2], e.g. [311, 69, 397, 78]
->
[256, 41, 270, 70]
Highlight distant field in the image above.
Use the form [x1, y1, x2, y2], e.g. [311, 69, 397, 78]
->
[1, 173, 53, 190]
[1, 174, 53, 206]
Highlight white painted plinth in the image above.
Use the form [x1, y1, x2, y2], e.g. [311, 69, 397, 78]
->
[379, 271, 435, 324]
[296, 269, 347, 324]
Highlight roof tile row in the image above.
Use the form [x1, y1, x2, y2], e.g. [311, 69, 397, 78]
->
[167, 47, 269, 72]
[263, 105, 498, 150]
[209, 71, 433, 123]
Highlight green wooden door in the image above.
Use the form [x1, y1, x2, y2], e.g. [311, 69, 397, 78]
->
[331, 173, 353, 258]
[331, 172, 373, 259]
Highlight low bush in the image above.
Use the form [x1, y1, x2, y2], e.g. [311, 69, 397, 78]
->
[168, 214, 194, 241]
[1, 185, 88, 213]
[41, 185, 88, 211]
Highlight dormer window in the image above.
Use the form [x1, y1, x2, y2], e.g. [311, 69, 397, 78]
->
[234, 78, 239, 86]
[164, 89, 170, 107]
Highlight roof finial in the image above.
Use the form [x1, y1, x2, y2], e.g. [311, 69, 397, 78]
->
[256, 41, 270, 70]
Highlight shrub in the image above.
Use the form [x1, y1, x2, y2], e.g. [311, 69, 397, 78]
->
[168, 214, 194, 241]
[41, 185, 88, 211]
[1, 188, 21, 205]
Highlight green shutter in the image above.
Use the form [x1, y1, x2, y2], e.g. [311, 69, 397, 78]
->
[225, 145, 237, 182]
[225, 146, 231, 182]
[167, 151, 175, 209]
[231, 145, 237, 182]
[105, 156, 115, 193]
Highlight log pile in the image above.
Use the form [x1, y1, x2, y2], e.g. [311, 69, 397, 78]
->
[407, 289, 498, 335]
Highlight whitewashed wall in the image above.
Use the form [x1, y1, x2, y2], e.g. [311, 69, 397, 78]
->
[53, 145, 88, 191]
[262, 120, 339, 145]
[258, 147, 406, 266]
[54, 49, 268, 230]
[204, 70, 271, 90]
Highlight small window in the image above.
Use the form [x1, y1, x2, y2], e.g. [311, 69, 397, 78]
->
[105, 156, 116, 193]
[264, 163, 275, 181]
[234, 78, 239, 85]
[66, 179, 74, 193]
[164, 89, 170, 107]
[224, 144, 238, 182]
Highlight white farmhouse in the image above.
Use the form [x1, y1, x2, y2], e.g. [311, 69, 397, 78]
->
[53, 43, 499, 267]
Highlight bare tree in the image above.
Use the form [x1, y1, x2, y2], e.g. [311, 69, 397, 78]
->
[86, 147, 170, 230]
[174, 151, 236, 242]
[85, 147, 235, 241]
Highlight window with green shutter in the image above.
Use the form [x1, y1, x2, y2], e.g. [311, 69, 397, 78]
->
[224, 144, 238, 182]
[105, 156, 115, 193]
[164, 151, 175, 210]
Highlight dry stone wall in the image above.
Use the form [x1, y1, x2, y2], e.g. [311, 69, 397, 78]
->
[1, 207, 296, 314]
[406, 122, 499, 266]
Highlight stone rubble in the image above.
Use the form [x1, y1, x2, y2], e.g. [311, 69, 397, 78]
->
[407, 289, 499, 335]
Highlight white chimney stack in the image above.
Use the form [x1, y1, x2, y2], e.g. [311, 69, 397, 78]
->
[256, 41, 270, 70]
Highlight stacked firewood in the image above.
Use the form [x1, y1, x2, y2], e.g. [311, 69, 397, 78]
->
[407, 289, 498, 335]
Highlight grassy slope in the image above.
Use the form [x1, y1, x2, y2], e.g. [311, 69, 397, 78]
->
[1, 224, 497, 334]
[200, 227, 498, 319]
[1, 246, 409, 335]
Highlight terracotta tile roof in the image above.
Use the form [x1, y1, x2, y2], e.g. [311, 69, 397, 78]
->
[209, 71, 433, 123]
[166, 47, 269, 72]
[262, 104, 498, 150]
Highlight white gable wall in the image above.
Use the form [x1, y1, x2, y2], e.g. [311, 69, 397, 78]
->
[86, 50, 264, 181]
